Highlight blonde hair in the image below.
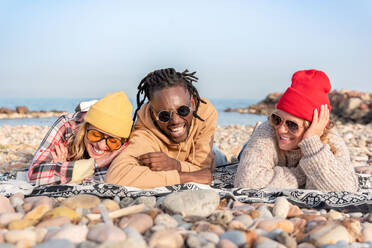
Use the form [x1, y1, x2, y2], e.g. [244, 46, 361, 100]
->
[67, 122, 88, 161]
[303, 120, 337, 155]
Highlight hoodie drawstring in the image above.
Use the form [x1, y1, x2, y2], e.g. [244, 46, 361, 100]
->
[175, 137, 195, 165]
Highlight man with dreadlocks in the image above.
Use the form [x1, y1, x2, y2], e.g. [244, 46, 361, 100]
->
[105, 68, 218, 188]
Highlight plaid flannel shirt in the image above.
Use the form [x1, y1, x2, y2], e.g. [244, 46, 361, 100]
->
[27, 111, 107, 186]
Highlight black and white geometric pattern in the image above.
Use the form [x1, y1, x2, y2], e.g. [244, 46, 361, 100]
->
[2, 163, 372, 213]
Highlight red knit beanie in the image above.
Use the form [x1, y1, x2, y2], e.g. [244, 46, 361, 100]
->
[276, 69, 331, 122]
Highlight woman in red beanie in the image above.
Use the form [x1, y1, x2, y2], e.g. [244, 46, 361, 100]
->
[234, 70, 358, 192]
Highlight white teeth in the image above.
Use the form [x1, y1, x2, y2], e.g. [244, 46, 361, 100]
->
[281, 136, 290, 141]
[93, 146, 104, 154]
[171, 126, 184, 132]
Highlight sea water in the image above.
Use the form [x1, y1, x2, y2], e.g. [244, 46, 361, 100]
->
[0, 98, 267, 126]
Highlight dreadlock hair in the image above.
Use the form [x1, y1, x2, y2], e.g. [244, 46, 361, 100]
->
[133, 68, 206, 123]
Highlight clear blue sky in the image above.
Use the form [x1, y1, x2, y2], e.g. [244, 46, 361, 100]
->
[0, 0, 371, 99]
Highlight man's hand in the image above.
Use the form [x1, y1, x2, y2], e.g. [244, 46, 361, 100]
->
[303, 104, 330, 139]
[137, 152, 181, 171]
[95, 145, 126, 169]
[51, 143, 68, 163]
[179, 168, 213, 185]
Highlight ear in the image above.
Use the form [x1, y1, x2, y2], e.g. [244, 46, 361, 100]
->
[149, 105, 157, 121]
[191, 96, 196, 111]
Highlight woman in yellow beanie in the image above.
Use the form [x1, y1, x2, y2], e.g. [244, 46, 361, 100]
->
[28, 91, 133, 185]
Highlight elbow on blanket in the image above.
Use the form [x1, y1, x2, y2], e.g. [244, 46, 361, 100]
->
[338, 176, 359, 193]
[234, 175, 265, 189]
[314, 174, 359, 193]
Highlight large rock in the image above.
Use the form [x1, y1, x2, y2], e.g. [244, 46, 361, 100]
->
[149, 229, 184, 248]
[342, 97, 362, 115]
[305, 221, 353, 246]
[257, 218, 294, 233]
[162, 190, 220, 217]
[8, 219, 35, 230]
[0, 197, 15, 214]
[42, 206, 81, 223]
[220, 230, 247, 247]
[119, 213, 154, 233]
[0, 107, 15, 114]
[61, 194, 101, 210]
[87, 223, 127, 243]
[24, 204, 51, 222]
[15, 106, 29, 114]
[121, 227, 147, 248]
[23, 196, 54, 211]
[46, 224, 88, 243]
[33, 239, 75, 248]
[272, 197, 290, 218]
[224, 89, 372, 123]
[4, 229, 38, 244]
[0, 212, 24, 226]
[36, 216, 71, 228]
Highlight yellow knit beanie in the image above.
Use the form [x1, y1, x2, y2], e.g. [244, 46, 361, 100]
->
[84, 91, 133, 138]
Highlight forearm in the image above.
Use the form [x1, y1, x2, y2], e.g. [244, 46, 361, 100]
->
[267, 167, 300, 189]
[235, 161, 299, 189]
[299, 136, 358, 192]
[105, 156, 180, 189]
[180, 161, 206, 172]
[234, 141, 299, 189]
[179, 168, 212, 185]
[179, 172, 196, 184]
[28, 160, 75, 186]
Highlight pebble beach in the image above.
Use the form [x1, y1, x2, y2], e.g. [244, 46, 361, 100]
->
[0, 120, 372, 247]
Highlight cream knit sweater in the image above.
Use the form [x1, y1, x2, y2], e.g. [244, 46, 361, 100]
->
[234, 121, 358, 192]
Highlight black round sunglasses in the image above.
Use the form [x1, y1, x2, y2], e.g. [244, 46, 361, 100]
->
[152, 105, 192, 123]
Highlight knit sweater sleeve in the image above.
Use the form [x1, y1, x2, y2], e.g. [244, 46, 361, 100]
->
[234, 121, 300, 189]
[298, 130, 358, 192]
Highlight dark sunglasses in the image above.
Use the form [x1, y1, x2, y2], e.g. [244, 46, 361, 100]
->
[86, 129, 126, 150]
[269, 113, 301, 133]
[153, 105, 192, 123]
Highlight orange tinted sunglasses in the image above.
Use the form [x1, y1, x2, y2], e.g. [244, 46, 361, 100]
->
[86, 129, 126, 150]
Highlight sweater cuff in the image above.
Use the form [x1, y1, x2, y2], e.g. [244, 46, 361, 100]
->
[70, 158, 95, 184]
[298, 135, 324, 157]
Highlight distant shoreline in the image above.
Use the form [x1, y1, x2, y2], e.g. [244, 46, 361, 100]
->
[0, 111, 67, 120]
[225, 89, 372, 124]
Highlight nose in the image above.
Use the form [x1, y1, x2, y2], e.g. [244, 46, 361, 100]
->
[97, 139, 109, 150]
[169, 110, 183, 124]
[277, 122, 289, 133]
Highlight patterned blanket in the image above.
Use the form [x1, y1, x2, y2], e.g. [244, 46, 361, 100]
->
[1, 163, 372, 213]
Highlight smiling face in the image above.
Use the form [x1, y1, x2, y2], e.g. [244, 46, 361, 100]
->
[83, 124, 120, 160]
[271, 110, 306, 151]
[150, 86, 195, 144]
